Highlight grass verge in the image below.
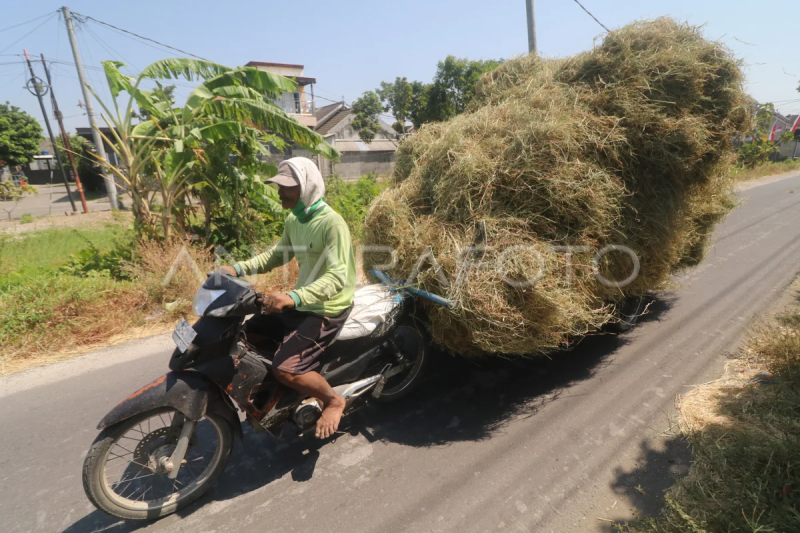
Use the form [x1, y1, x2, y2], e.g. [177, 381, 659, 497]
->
[620, 283, 800, 532]
[0, 234, 214, 375]
[0, 176, 383, 375]
[732, 159, 800, 182]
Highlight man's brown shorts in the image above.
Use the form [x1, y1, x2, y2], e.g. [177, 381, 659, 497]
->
[244, 306, 352, 375]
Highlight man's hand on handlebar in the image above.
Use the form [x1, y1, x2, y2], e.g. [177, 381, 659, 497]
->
[219, 265, 238, 277]
[260, 293, 295, 314]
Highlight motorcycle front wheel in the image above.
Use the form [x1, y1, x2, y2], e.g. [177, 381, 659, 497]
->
[82, 407, 233, 520]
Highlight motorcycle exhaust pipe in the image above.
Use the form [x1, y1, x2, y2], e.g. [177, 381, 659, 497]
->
[333, 374, 382, 409]
[295, 375, 384, 434]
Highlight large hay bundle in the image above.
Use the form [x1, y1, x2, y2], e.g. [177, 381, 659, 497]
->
[365, 19, 750, 356]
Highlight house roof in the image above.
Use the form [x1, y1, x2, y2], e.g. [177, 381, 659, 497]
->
[336, 140, 398, 152]
[314, 102, 342, 121]
[245, 61, 304, 69]
[313, 101, 353, 136]
[76, 126, 115, 138]
[244, 61, 315, 84]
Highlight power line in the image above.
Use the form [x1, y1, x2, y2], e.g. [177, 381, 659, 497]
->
[82, 23, 140, 73]
[0, 12, 56, 34]
[570, 0, 610, 33]
[87, 19, 184, 58]
[77, 13, 210, 61]
[0, 13, 57, 54]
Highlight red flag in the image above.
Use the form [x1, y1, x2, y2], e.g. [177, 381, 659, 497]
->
[791, 115, 800, 132]
[768, 119, 778, 141]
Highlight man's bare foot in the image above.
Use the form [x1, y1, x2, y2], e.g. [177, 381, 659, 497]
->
[316, 394, 346, 439]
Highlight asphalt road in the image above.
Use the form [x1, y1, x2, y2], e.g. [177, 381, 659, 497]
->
[0, 184, 111, 220]
[2, 173, 800, 533]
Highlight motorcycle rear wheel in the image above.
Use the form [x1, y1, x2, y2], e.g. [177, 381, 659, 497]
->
[83, 407, 233, 521]
[373, 323, 429, 403]
[605, 296, 647, 333]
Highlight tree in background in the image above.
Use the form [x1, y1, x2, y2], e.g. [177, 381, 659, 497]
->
[0, 103, 43, 167]
[351, 91, 384, 143]
[354, 56, 504, 138]
[737, 103, 792, 168]
[378, 78, 414, 134]
[55, 134, 106, 192]
[426, 56, 503, 120]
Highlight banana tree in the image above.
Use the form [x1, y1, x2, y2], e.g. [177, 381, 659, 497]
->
[88, 58, 337, 239]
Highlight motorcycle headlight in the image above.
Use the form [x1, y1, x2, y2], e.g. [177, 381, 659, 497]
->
[193, 288, 226, 316]
[207, 303, 236, 317]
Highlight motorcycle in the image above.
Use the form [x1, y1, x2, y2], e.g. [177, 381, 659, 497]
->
[82, 270, 451, 520]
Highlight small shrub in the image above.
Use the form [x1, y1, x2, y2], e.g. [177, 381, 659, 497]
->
[125, 238, 214, 309]
[326, 172, 386, 241]
[19, 213, 33, 224]
[61, 235, 135, 280]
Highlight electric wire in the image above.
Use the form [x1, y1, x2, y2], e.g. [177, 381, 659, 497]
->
[83, 23, 140, 73]
[86, 20, 182, 57]
[570, 0, 610, 32]
[77, 13, 210, 61]
[0, 12, 56, 34]
[0, 13, 57, 54]
[72, 19, 207, 93]
[0, 71, 23, 90]
[75, 23, 115, 108]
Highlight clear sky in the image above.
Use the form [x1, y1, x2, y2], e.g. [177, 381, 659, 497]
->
[2, 0, 798, 136]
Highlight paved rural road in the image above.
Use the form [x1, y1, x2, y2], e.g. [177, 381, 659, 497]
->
[0, 184, 111, 220]
[3, 173, 800, 533]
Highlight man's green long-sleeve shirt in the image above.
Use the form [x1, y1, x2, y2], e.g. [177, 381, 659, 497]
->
[234, 205, 356, 317]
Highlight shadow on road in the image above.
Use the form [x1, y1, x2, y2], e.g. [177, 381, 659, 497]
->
[65, 297, 673, 532]
[599, 435, 692, 532]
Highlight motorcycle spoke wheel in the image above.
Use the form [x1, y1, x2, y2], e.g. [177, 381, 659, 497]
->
[89, 408, 228, 517]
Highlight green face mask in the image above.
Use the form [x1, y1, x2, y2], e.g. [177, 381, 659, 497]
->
[292, 198, 325, 221]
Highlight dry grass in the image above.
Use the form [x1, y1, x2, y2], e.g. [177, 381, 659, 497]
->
[0, 238, 214, 373]
[621, 285, 800, 532]
[0, 322, 174, 376]
[731, 158, 800, 182]
[366, 18, 749, 356]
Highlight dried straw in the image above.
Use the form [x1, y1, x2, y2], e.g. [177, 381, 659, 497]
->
[365, 19, 750, 356]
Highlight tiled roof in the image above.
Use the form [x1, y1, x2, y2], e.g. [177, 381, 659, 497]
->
[315, 107, 352, 136]
[314, 102, 342, 122]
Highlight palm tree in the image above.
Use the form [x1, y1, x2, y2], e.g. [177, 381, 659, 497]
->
[89, 58, 337, 239]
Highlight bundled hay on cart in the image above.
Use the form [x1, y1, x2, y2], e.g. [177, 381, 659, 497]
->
[365, 18, 750, 356]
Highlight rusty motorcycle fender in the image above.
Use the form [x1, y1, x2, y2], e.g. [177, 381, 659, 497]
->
[96, 371, 242, 441]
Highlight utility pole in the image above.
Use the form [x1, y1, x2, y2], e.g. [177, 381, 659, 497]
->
[23, 49, 77, 212]
[41, 54, 88, 213]
[61, 6, 117, 209]
[526, 0, 537, 54]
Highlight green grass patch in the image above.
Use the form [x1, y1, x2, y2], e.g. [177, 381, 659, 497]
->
[0, 272, 143, 356]
[731, 159, 800, 182]
[19, 213, 32, 224]
[0, 173, 386, 372]
[0, 224, 132, 275]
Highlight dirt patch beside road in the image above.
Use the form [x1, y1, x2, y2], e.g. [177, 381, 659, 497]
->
[0, 209, 124, 235]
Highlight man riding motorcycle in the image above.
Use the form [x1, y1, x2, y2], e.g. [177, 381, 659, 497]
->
[221, 157, 356, 439]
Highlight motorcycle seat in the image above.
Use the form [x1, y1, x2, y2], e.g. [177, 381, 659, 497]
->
[337, 284, 402, 341]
